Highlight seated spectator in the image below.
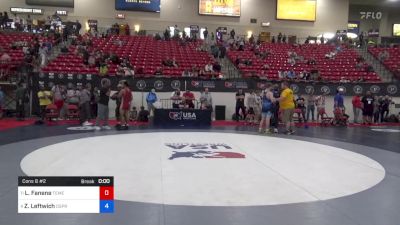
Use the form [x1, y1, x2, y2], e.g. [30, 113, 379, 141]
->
[213, 61, 222, 73]
[183, 89, 195, 108]
[365, 64, 374, 72]
[99, 63, 108, 76]
[182, 69, 191, 77]
[124, 67, 135, 76]
[88, 54, 96, 67]
[378, 50, 389, 62]
[307, 58, 317, 65]
[288, 57, 296, 66]
[162, 58, 174, 67]
[205, 62, 213, 72]
[154, 33, 162, 41]
[356, 61, 364, 70]
[357, 76, 365, 82]
[154, 67, 163, 75]
[287, 70, 296, 79]
[109, 53, 120, 64]
[191, 66, 200, 77]
[116, 65, 125, 76]
[137, 106, 150, 122]
[0, 51, 11, 63]
[171, 57, 178, 67]
[339, 77, 350, 83]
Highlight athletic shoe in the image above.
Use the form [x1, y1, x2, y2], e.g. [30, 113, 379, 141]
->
[273, 128, 279, 133]
[102, 125, 112, 130]
[289, 130, 295, 135]
[93, 126, 101, 131]
[83, 121, 93, 126]
[258, 128, 263, 133]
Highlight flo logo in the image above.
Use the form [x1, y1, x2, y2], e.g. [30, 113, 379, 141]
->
[169, 111, 197, 121]
[165, 143, 246, 160]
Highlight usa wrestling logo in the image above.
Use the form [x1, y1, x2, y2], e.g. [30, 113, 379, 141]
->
[165, 143, 246, 160]
[169, 111, 197, 121]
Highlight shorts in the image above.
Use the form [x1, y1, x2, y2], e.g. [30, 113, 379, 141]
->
[363, 109, 373, 117]
[261, 111, 272, 118]
[282, 108, 295, 123]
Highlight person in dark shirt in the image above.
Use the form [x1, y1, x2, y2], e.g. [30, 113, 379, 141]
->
[235, 89, 246, 121]
[361, 91, 374, 124]
[270, 84, 281, 133]
[380, 95, 391, 122]
[111, 83, 122, 123]
[137, 106, 150, 122]
[95, 78, 111, 130]
[15, 82, 27, 121]
[296, 95, 306, 122]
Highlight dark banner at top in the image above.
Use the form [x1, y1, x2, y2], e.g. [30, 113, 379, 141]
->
[26, 0, 74, 8]
[32, 73, 400, 97]
[115, 0, 160, 12]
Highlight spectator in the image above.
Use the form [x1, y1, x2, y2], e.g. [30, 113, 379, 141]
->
[154, 67, 163, 75]
[361, 91, 374, 124]
[52, 84, 66, 119]
[94, 78, 111, 130]
[271, 36, 276, 43]
[352, 94, 362, 123]
[380, 95, 391, 122]
[172, 57, 178, 67]
[78, 84, 92, 126]
[296, 94, 306, 122]
[287, 70, 296, 79]
[373, 96, 380, 123]
[203, 27, 208, 40]
[334, 89, 345, 111]
[118, 80, 133, 129]
[99, 63, 108, 76]
[259, 84, 275, 134]
[183, 89, 195, 109]
[182, 69, 191, 77]
[306, 93, 316, 121]
[230, 29, 235, 39]
[171, 89, 182, 109]
[111, 83, 123, 123]
[378, 50, 389, 62]
[200, 88, 213, 111]
[0, 86, 4, 119]
[37, 85, 52, 123]
[270, 84, 280, 133]
[246, 90, 260, 123]
[146, 88, 157, 117]
[278, 81, 295, 134]
[212, 61, 222, 73]
[315, 92, 326, 121]
[137, 106, 150, 122]
[205, 62, 213, 73]
[282, 34, 287, 43]
[235, 89, 246, 121]
[15, 82, 27, 121]
[277, 33, 282, 43]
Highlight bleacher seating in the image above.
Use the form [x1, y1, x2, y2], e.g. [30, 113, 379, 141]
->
[368, 47, 400, 78]
[0, 33, 55, 77]
[43, 35, 214, 77]
[228, 43, 381, 82]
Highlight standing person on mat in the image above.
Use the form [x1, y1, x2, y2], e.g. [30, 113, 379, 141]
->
[78, 84, 92, 126]
[235, 89, 246, 121]
[270, 84, 281, 133]
[146, 88, 157, 117]
[361, 91, 374, 125]
[352, 94, 362, 123]
[111, 83, 123, 125]
[37, 85, 52, 123]
[259, 84, 275, 134]
[15, 82, 27, 121]
[278, 81, 295, 135]
[118, 80, 132, 130]
[94, 78, 111, 130]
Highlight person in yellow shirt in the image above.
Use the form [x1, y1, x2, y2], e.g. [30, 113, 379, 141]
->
[37, 85, 52, 122]
[278, 81, 295, 135]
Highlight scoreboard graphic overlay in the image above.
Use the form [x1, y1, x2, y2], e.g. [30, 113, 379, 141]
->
[18, 177, 114, 213]
[199, 0, 241, 17]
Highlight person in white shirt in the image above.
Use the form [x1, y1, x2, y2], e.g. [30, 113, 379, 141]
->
[170, 89, 182, 109]
[205, 62, 213, 73]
